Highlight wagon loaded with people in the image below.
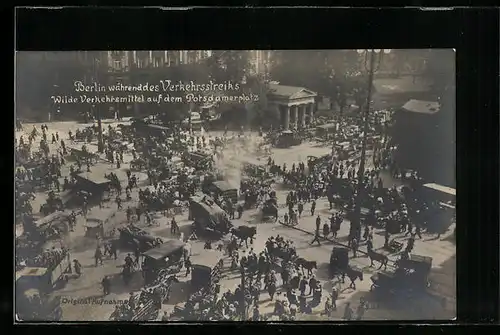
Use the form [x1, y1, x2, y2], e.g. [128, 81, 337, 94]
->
[16, 247, 72, 293]
[118, 224, 164, 252]
[30, 211, 70, 241]
[110, 273, 180, 321]
[370, 254, 432, 299]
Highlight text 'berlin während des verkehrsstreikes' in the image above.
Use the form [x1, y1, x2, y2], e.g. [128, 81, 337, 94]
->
[50, 80, 260, 105]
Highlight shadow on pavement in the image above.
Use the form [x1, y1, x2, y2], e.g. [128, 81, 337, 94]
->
[105, 271, 147, 295]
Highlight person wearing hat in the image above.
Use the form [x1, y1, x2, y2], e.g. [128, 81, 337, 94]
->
[322, 297, 333, 317]
[308, 275, 318, 295]
[343, 302, 353, 320]
[73, 259, 82, 276]
[282, 300, 290, 315]
[289, 303, 297, 317]
[252, 304, 260, 321]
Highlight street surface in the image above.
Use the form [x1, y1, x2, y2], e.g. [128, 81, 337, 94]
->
[15, 122, 455, 321]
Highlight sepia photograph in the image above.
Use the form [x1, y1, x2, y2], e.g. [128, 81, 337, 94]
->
[15, 49, 456, 322]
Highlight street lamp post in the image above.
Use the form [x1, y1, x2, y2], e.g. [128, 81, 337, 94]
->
[349, 49, 390, 240]
[92, 56, 104, 152]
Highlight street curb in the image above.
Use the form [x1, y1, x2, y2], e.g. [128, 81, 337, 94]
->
[277, 221, 363, 253]
[277, 221, 396, 265]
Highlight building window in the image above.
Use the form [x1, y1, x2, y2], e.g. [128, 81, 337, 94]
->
[114, 60, 121, 70]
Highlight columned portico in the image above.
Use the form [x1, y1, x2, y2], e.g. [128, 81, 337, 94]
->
[267, 84, 317, 130]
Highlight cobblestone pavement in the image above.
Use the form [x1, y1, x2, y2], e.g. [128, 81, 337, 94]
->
[16, 124, 455, 321]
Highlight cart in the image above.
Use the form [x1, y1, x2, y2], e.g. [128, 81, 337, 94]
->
[370, 254, 432, 299]
[385, 238, 404, 253]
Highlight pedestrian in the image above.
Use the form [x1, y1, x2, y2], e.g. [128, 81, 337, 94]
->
[297, 202, 304, 217]
[94, 246, 103, 266]
[73, 259, 82, 276]
[116, 196, 122, 210]
[415, 224, 422, 239]
[356, 301, 366, 320]
[315, 214, 321, 231]
[343, 302, 353, 321]
[102, 276, 111, 295]
[310, 228, 321, 246]
[299, 276, 308, 296]
[110, 241, 118, 260]
[308, 275, 317, 295]
[310, 201, 316, 216]
[351, 238, 358, 258]
[322, 297, 333, 317]
[184, 257, 192, 277]
[331, 286, 338, 310]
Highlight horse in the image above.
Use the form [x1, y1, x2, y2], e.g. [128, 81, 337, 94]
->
[367, 248, 389, 270]
[230, 226, 257, 248]
[340, 266, 364, 289]
[294, 257, 317, 276]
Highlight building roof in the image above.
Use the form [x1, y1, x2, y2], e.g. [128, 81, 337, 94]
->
[76, 172, 111, 185]
[402, 99, 440, 115]
[268, 84, 317, 99]
[142, 239, 186, 260]
[423, 183, 456, 196]
[211, 180, 237, 192]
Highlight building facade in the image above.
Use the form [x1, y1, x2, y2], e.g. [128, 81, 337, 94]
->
[266, 84, 317, 130]
[105, 50, 213, 71]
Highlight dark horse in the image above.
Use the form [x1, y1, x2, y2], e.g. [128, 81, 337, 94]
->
[340, 266, 364, 289]
[230, 225, 257, 248]
[367, 248, 389, 270]
[294, 257, 317, 276]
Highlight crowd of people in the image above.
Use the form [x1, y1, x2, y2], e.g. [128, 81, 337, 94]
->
[15, 103, 454, 321]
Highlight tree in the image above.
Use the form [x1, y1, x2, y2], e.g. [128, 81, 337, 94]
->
[206, 50, 252, 83]
[270, 50, 366, 115]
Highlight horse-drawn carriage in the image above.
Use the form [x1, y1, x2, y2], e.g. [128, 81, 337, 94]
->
[329, 246, 349, 275]
[206, 181, 238, 204]
[370, 254, 432, 298]
[74, 171, 112, 198]
[266, 241, 297, 264]
[191, 252, 224, 295]
[189, 195, 233, 239]
[261, 197, 278, 222]
[275, 130, 302, 148]
[142, 239, 187, 285]
[39, 192, 64, 216]
[385, 238, 404, 253]
[118, 225, 163, 252]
